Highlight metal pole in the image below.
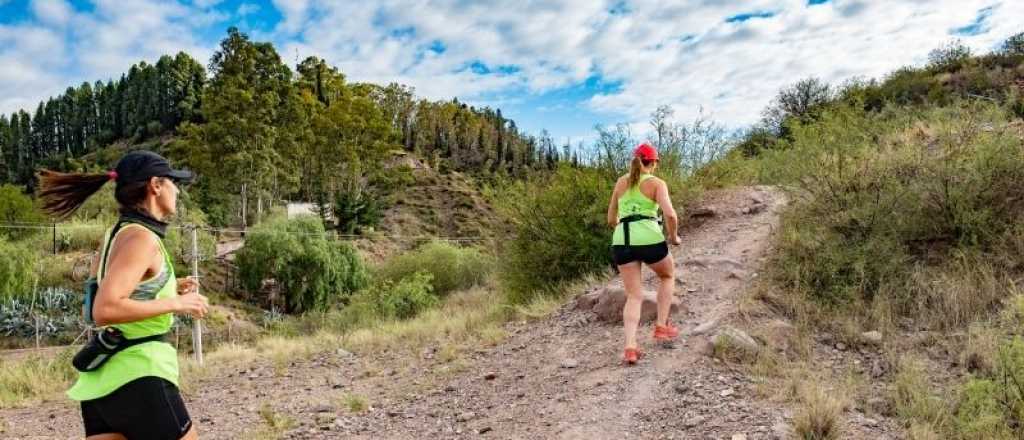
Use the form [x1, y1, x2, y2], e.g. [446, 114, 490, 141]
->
[190, 225, 203, 365]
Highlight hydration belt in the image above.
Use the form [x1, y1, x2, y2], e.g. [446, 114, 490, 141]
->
[619, 214, 661, 246]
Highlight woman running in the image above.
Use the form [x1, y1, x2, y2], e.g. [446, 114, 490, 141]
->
[607, 142, 681, 365]
[38, 150, 209, 440]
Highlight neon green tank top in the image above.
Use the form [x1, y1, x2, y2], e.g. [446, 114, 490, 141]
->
[67, 224, 179, 401]
[612, 174, 665, 246]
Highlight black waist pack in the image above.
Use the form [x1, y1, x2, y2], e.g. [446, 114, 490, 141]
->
[72, 327, 168, 372]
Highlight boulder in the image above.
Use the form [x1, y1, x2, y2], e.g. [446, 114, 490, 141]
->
[579, 287, 679, 323]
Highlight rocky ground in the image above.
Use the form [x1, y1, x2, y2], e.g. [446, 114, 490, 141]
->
[0, 186, 906, 439]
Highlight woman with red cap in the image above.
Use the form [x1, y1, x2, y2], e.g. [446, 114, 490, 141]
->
[607, 142, 680, 364]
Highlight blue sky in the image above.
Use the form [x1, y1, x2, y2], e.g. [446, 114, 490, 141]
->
[0, 0, 1020, 144]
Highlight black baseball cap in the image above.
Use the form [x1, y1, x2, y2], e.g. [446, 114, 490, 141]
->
[113, 150, 194, 185]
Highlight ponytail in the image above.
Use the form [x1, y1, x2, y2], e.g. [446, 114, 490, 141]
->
[628, 156, 643, 187]
[37, 170, 112, 219]
[628, 156, 657, 188]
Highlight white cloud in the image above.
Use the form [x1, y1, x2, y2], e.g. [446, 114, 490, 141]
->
[31, 0, 72, 27]
[3, 0, 1023, 139]
[275, 0, 1024, 131]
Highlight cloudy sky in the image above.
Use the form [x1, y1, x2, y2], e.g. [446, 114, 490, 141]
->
[0, 0, 1021, 143]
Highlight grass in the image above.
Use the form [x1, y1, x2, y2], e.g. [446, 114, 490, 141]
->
[243, 402, 297, 439]
[792, 382, 845, 440]
[0, 349, 76, 409]
[340, 392, 369, 413]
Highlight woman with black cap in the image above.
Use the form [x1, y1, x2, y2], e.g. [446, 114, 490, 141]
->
[38, 150, 209, 440]
[607, 142, 681, 365]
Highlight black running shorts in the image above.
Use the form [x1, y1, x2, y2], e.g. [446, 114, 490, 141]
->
[81, 376, 192, 439]
[612, 242, 669, 266]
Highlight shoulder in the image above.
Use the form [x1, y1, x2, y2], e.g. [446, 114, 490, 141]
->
[110, 225, 160, 255]
[614, 175, 629, 189]
[642, 175, 667, 189]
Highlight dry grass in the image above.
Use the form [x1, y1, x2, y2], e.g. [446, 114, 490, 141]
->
[0, 349, 76, 409]
[243, 402, 297, 440]
[792, 382, 845, 440]
[340, 392, 369, 413]
[892, 356, 952, 433]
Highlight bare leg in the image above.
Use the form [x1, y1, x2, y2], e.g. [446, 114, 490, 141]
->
[181, 424, 199, 439]
[620, 262, 644, 349]
[649, 253, 676, 327]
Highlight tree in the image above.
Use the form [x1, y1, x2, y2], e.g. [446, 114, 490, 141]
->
[762, 77, 833, 136]
[177, 27, 299, 226]
[1002, 32, 1024, 56]
[927, 39, 972, 72]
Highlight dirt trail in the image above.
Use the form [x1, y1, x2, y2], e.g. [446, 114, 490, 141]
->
[1, 186, 790, 439]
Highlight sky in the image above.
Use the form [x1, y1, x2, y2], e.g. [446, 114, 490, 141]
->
[0, 0, 1021, 144]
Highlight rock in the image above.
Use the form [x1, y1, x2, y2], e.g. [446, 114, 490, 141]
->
[336, 348, 353, 357]
[314, 404, 335, 413]
[587, 287, 680, 323]
[720, 388, 735, 397]
[479, 427, 493, 434]
[674, 382, 690, 394]
[771, 422, 792, 439]
[560, 359, 579, 369]
[456, 412, 476, 423]
[732, 434, 748, 440]
[871, 359, 888, 378]
[483, 372, 497, 380]
[684, 256, 745, 271]
[714, 326, 761, 356]
[689, 207, 716, 218]
[864, 418, 879, 427]
[866, 397, 893, 416]
[444, 385, 457, 392]
[684, 415, 706, 427]
[692, 318, 720, 335]
[835, 342, 848, 351]
[315, 413, 336, 426]
[861, 330, 883, 345]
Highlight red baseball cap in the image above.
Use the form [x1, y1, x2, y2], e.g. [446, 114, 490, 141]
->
[634, 142, 658, 161]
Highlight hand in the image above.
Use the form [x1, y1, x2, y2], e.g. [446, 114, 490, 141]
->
[177, 277, 200, 296]
[668, 235, 682, 246]
[173, 291, 209, 319]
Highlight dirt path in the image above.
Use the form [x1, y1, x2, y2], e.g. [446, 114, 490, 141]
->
[1, 186, 790, 439]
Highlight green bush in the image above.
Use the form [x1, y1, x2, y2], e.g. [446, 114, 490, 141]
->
[236, 216, 368, 313]
[955, 338, 1024, 439]
[0, 238, 37, 301]
[0, 184, 45, 241]
[358, 271, 438, 320]
[768, 102, 1024, 309]
[498, 165, 613, 303]
[375, 241, 492, 297]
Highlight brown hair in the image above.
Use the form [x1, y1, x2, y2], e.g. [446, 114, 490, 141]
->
[37, 170, 151, 219]
[627, 156, 656, 187]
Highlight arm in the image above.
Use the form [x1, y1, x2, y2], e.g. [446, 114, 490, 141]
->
[92, 228, 200, 326]
[655, 180, 681, 245]
[607, 179, 623, 228]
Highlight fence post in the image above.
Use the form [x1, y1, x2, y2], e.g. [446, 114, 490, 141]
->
[52, 223, 57, 255]
[190, 225, 204, 365]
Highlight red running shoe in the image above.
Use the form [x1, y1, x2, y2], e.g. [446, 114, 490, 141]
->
[653, 323, 680, 341]
[623, 347, 643, 365]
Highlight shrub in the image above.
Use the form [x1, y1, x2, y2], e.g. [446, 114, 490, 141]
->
[375, 241, 492, 297]
[0, 238, 37, 302]
[498, 165, 614, 303]
[769, 102, 1024, 311]
[954, 338, 1024, 439]
[0, 184, 45, 241]
[236, 216, 368, 313]
[0, 287, 78, 338]
[356, 271, 438, 320]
